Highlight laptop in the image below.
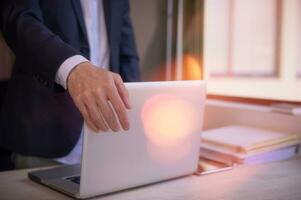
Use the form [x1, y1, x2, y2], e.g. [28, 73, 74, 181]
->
[28, 80, 206, 199]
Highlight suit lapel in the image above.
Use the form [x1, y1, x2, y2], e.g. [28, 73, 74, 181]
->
[103, 0, 112, 48]
[71, 0, 88, 43]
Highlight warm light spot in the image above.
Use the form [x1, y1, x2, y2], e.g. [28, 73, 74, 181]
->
[183, 54, 202, 80]
[141, 94, 198, 164]
[141, 94, 196, 146]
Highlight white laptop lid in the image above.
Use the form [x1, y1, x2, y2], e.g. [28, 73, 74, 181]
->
[79, 80, 206, 198]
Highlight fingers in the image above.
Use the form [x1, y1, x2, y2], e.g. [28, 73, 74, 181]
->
[75, 100, 100, 132]
[113, 74, 131, 109]
[94, 92, 120, 132]
[68, 65, 130, 133]
[75, 86, 129, 133]
[108, 87, 130, 131]
[85, 101, 108, 132]
[81, 94, 108, 132]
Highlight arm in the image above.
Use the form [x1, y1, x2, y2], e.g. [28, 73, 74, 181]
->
[1, 0, 131, 133]
[0, 0, 80, 88]
[66, 2, 136, 133]
[119, 0, 140, 82]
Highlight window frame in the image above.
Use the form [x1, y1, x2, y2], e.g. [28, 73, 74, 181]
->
[203, 0, 301, 102]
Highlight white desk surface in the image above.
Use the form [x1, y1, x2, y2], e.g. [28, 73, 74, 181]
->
[1, 157, 301, 200]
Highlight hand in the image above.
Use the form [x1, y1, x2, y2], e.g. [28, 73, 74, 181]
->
[67, 62, 131, 132]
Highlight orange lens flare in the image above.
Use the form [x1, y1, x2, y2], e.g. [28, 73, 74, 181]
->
[183, 54, 202, 80]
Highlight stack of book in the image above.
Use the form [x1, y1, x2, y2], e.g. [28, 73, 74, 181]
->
[196, 125, 300, 175]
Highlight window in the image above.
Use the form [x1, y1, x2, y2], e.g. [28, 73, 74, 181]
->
[206, 0, 279, 77]
[204, 0, 301, 102]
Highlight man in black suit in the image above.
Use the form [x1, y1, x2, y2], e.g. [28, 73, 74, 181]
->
[0, 0, 140, 168]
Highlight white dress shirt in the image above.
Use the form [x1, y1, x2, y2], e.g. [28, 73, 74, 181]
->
[55, 0, 110, 164]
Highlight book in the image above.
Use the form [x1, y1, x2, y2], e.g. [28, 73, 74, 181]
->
[201, 138, 300, 157]
[201, 125, 299, 153]
[200, 144, 299, 165]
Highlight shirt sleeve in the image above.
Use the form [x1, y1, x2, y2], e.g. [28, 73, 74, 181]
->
[55, 55, 89, 89]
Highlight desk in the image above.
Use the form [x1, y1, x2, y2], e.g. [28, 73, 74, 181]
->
[1, 157, 301, 200]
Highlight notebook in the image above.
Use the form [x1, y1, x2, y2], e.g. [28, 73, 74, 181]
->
[201, 138, 300, 157]
[200, 144, 299, 165]
[201, 125, 299, 153]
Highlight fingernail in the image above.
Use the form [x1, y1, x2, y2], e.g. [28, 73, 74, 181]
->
[124, 123, 130, 131]
[114, 126, 120, 132]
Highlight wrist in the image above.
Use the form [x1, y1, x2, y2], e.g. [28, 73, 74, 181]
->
[67, 61, 91, 89]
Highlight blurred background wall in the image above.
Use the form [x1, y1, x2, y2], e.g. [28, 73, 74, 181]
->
[130, 0, 167, 81]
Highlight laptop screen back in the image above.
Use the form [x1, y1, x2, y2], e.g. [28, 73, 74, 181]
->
[79, 81, 206, 198]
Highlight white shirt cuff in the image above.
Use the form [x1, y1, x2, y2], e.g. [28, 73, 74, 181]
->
[55, 55, 89, 89]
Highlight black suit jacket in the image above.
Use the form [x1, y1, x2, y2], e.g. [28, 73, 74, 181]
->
[0, 0, 140, 158]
